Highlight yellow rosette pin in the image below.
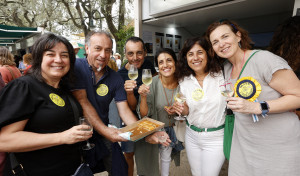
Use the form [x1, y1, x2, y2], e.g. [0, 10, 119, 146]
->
[234, 77, 262, 122]
[234, 77, 261, 102]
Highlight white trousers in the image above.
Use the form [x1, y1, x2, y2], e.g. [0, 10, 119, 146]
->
[159, 145, 173, 176]
[185, 126, 225, 176]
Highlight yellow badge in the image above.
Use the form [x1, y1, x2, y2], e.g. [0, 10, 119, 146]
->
[192, 88, 204, 101]
[234, 77, 261, 102]
[96, 84, 109, 96]
[49, 93, 65, 107]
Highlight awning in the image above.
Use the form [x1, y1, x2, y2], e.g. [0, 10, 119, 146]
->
[0, 24, 41, 46]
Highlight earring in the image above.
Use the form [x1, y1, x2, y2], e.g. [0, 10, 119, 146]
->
[238, 42, 241, 48]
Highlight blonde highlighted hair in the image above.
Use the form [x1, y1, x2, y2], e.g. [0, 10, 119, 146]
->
[0, 46, 15, 66]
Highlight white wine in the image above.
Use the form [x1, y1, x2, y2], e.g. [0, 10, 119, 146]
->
[142, 76, 152, 86]
[175, 93, 186, 104]
[221, 90, 234, 97]
[128, 72, 138, 80]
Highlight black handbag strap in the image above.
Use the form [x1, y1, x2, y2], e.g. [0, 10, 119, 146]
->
[9, 153, 27, 176]
[67, 94, 86, 163]
[68, 94, 80, 124]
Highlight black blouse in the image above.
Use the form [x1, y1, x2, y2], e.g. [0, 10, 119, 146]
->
[0, 75, 82, 176]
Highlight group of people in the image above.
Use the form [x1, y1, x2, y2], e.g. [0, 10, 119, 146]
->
[0, 16, 299, 176]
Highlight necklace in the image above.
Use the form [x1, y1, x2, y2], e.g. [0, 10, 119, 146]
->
[162, 83, 175, 127]
[229, 50, 246, 80]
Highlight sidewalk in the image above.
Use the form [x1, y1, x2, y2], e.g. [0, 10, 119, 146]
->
[95, 149, 229, 176]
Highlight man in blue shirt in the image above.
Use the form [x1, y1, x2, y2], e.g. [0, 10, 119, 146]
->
[72, 31, 168, 176]
[71, 31, 138, 175]
[117, 37, 157, 176]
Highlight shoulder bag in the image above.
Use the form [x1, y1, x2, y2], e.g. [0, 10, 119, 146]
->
[223, 50, 259, 160]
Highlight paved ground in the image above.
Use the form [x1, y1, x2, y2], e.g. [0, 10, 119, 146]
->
[95, 149, 229, 176]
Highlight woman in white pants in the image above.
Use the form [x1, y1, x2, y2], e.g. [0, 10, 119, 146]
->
[138, 48, 184, 176]
[173, 37, 226, 176]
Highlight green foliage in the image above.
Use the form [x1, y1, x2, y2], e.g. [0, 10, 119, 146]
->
[115, 25, 134, 57]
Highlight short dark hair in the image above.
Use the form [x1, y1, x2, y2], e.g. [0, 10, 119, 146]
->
[176, 36, 222, 81]
[29, 33, 76, 87]
[125, 36, 146, 52]
[154, 48, 177, 67]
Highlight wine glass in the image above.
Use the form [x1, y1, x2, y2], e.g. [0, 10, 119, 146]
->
[79, 117, 95, 150]
[128, 64, 138, 80]
[174, 87, 186, 121]
[157, 128, 167, 149]
[142, 69, 152, 86]
[219, 79, 234, 97]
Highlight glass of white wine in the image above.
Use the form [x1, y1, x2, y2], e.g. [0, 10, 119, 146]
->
[219, 79, 234, 97]
[128, 64, 138, 80]
[79, 117, 95, 150]
[174, 87, 187, 121]
[142, 69, 152, 86]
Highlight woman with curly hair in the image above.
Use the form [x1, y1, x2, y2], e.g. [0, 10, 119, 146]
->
[269, 16, 300, 118]
[173, 36, 226, 176]
[269, 16, 300, 77]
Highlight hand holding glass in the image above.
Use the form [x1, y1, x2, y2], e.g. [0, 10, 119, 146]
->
[174, 88, 186, 121]
[79, 117, 95, 150]
[219, 80, 234, 97]
[128, 64, 138, 80]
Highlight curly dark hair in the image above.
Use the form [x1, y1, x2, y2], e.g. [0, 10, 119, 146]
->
[268, 16, 300, 71]
[176, 36, 222, 81]
[29, 33, 76, 88]
[205, 19, 253, 59]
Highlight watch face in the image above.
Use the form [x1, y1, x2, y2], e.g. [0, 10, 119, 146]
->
[261, 103, 268, 110]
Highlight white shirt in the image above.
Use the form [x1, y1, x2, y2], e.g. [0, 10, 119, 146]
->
[179, 72, 226, 128]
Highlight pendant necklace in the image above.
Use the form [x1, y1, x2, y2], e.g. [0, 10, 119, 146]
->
[162, 83, 175, 127]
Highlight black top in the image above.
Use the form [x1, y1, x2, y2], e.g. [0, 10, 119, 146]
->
[0, 75, 82, 176]
[118, 59, 157, 102]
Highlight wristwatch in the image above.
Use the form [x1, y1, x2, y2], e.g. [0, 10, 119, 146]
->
[260, 101, 269, 116]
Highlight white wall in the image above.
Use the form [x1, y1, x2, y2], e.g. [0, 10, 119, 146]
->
[142, 24, 193, 56]
[293, 0, 300, 16]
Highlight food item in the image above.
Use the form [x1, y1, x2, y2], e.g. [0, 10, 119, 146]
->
[129, 120, 160, 138]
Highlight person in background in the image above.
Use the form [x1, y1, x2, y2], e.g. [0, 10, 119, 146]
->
[23, 53, 33, 75]
[173, 37, 226, 176]
[137, 48, 183, 176]
[17, 55, 26, 72]
[72, 43, 81, 58]
[0, 33, 92, 176]
[71, 31, 166, 176]
[117, 36, 157, 176]
[107, 51, 118, 71]
[0, 46, 22, 84]
[114, 53, 122, 70]
[14, 55, 22, 68]
[268, 16, 300, 118]
[206, 19, 300, 176]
